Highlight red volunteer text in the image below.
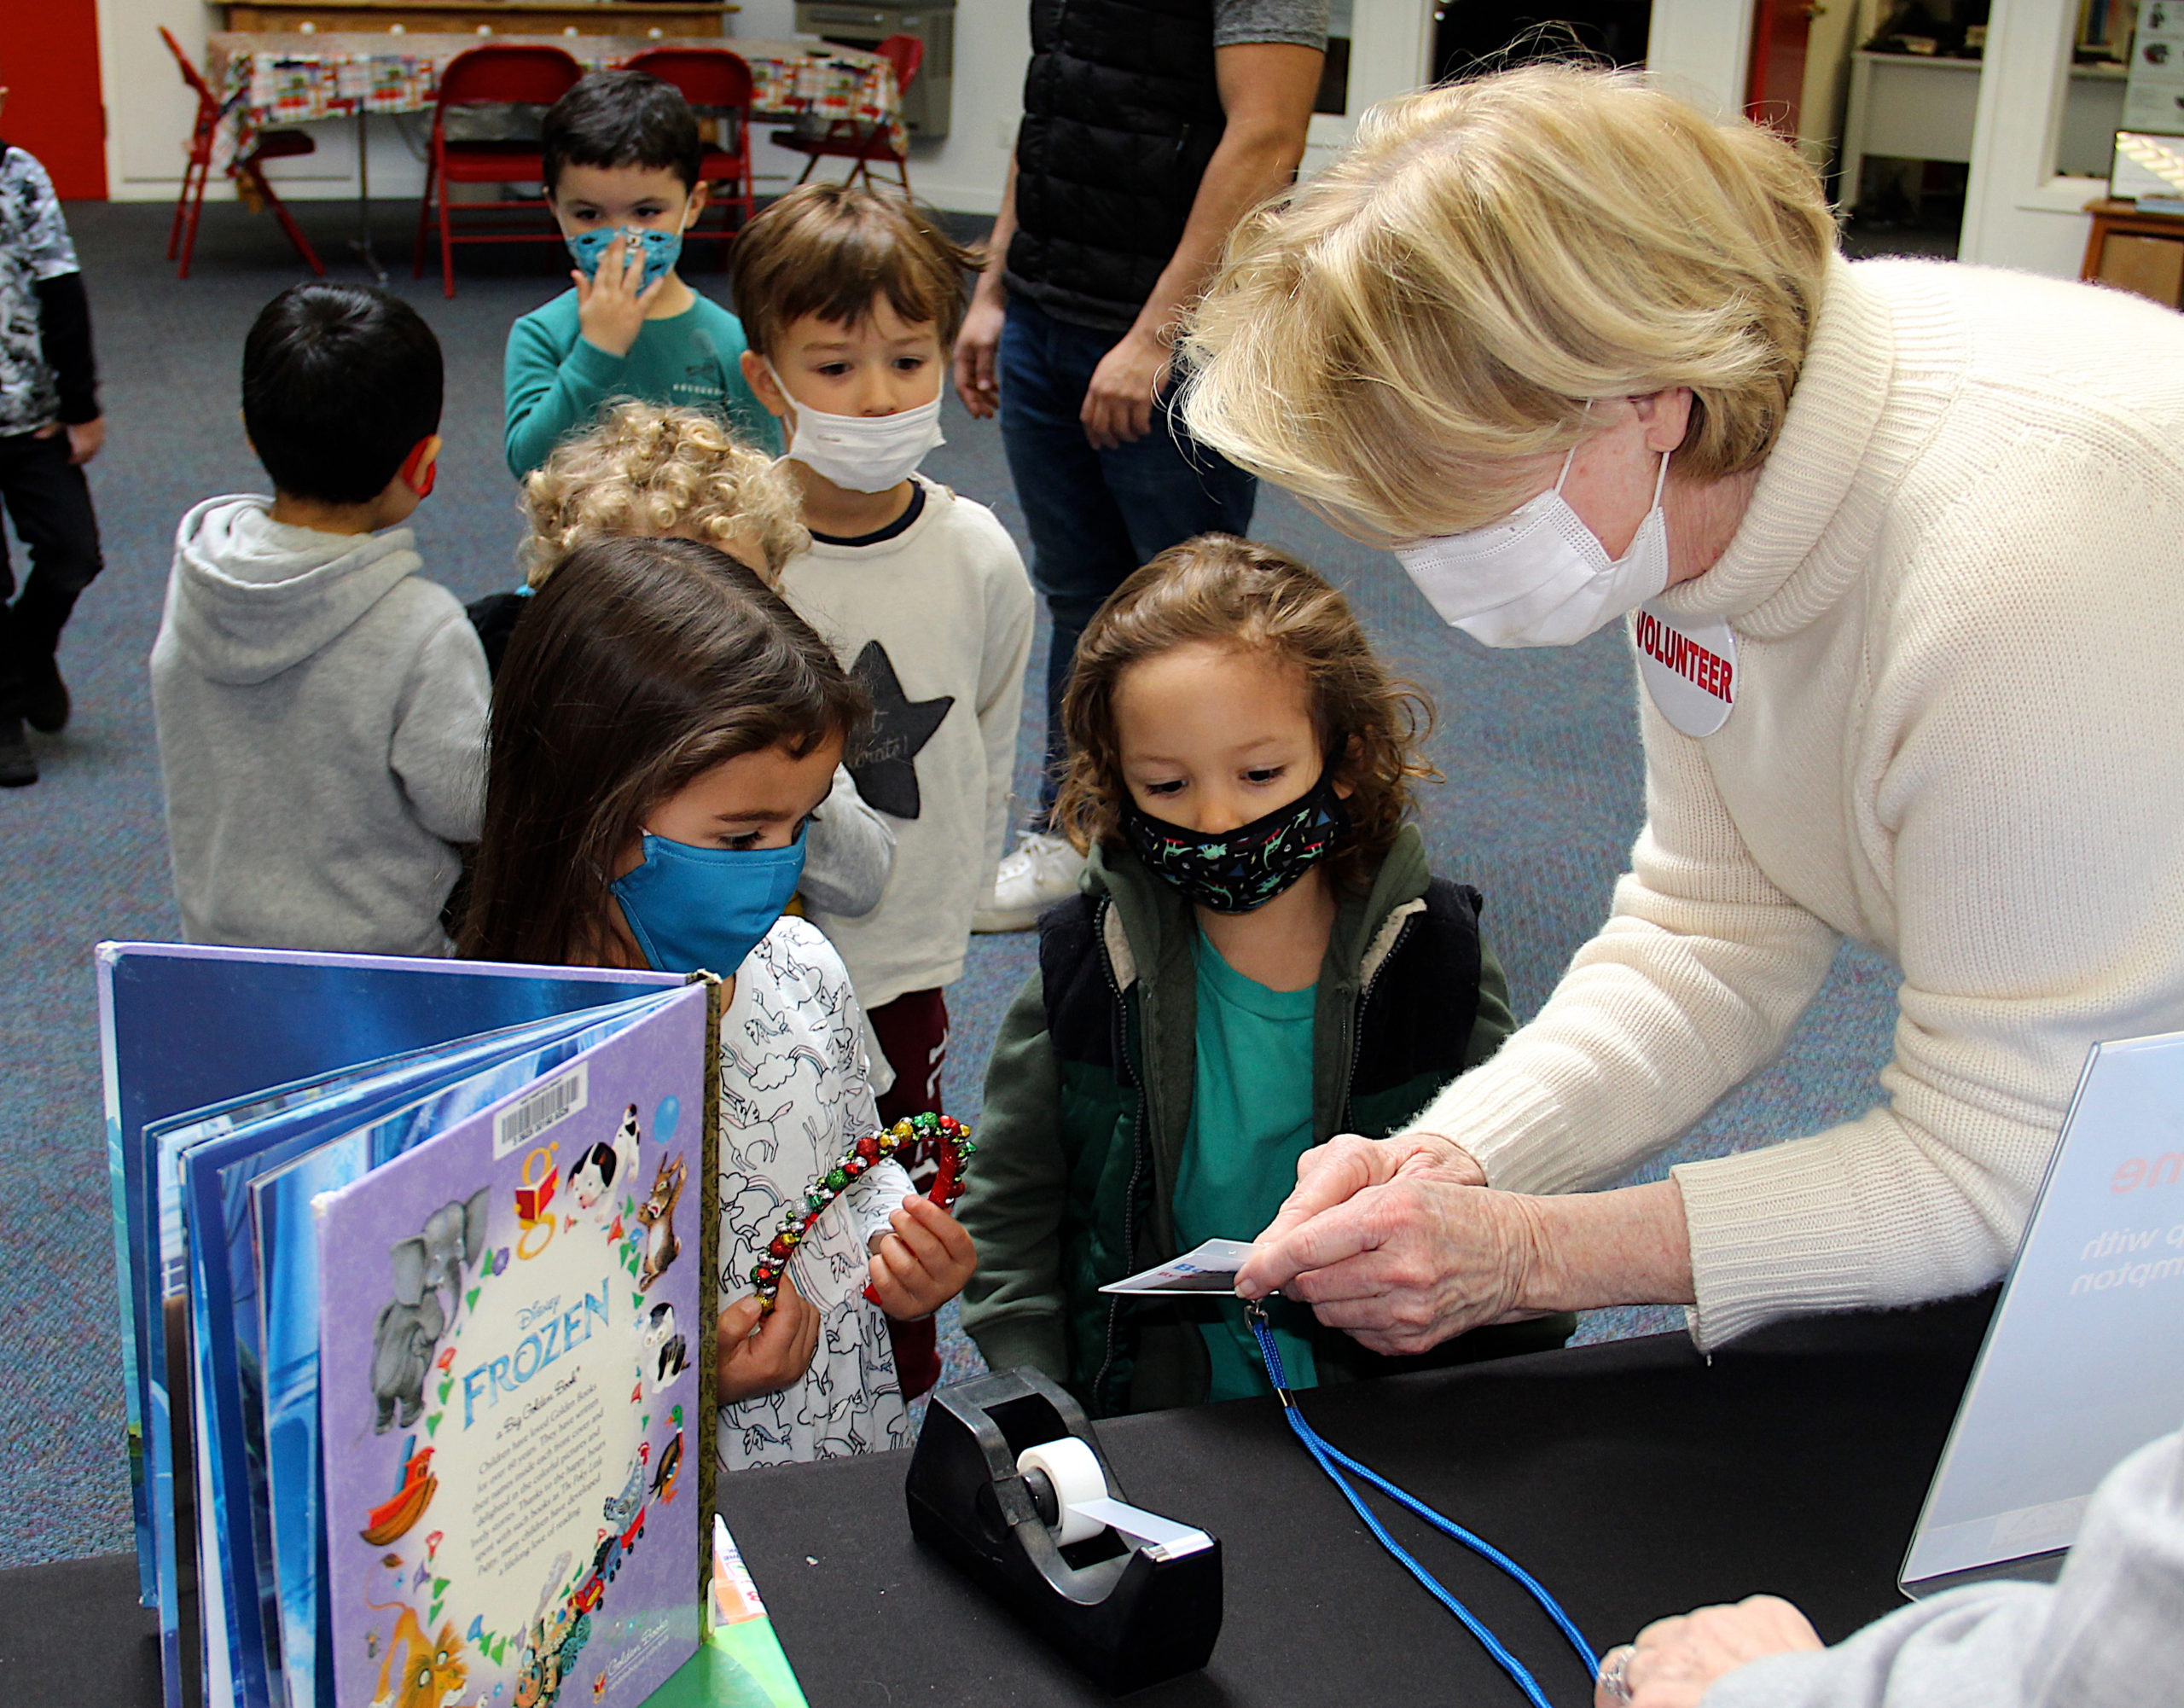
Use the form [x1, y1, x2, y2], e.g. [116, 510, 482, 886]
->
[1635, 611, 1734, 703]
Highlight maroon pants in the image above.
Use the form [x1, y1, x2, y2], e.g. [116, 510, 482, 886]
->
[868, 986, 948, 1126]
[865, 987, 949, 1398]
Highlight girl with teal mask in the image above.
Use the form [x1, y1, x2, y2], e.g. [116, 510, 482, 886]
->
[462, 535, 978, 1469]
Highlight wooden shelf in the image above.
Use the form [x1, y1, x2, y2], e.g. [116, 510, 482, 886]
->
[219, 1, 736, 35]
[2082, 199, 2184, 310]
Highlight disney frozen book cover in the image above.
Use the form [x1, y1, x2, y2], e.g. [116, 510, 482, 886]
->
[315, 981, 717, 1708]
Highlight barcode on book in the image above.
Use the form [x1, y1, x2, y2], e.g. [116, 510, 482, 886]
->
[494, 1064, 588, 1159]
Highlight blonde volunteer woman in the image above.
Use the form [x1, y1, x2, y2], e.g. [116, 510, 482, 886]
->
[1185, 66, 2184, 1355]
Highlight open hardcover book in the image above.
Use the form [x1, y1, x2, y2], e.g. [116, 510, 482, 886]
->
[101, 942, 805, 1708]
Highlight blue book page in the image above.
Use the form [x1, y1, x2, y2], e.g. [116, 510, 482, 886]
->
[317, 985, 712, 1708]
[98, 940, 678, 1609]
[182, 994, 676, 1708]
[252, 996, 685, 1708]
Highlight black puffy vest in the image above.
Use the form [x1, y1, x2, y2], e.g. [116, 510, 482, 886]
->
[1006, 0, 1228, 332]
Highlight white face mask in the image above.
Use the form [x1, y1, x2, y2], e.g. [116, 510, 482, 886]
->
[771, 368, 945, 493]
[1393, 446, 1672, 648]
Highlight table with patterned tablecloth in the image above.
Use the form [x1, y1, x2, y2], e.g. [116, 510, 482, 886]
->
[204, 32, 904, 157]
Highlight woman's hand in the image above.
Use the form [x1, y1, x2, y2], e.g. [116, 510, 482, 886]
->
[868, 1194, 978, 1320]
[716, 1276, 821, 1404]
[1236, 1131, 1524, 1353]
[1595, 1597, 1824, 1707]
[572, 235, 665, 359]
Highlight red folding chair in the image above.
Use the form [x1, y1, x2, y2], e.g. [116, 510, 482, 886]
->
[412, 44, 584, 299]
[620, 48, 758, 260]
[770, 35, 923, 196]
[159, 26, 323, 280]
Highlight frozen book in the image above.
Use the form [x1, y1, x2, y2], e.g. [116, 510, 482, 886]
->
[317, 987, 714, 1708]
[97, 944, 747, 1708]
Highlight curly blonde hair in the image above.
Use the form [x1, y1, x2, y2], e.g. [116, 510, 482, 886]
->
[1053, 535, 1436, 896]
[1180, 63, 1838, 541]
[519, 402, 809, 586]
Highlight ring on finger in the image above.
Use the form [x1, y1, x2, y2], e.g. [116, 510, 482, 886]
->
[1597, 1644, 1637, 1705]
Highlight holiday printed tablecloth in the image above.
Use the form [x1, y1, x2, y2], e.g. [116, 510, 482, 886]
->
[204, 32, 904, 157]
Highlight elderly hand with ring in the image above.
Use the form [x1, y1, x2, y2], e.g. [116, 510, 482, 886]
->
[1594, 1600, 1821, 1707]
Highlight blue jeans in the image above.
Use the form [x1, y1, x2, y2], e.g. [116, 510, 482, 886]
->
[999, 295, 1257, 816]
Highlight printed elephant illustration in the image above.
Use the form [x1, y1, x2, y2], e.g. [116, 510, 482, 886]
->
[370, 1187, 491, 1433]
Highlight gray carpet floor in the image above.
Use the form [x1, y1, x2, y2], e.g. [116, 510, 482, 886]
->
[0, 197, 1896, 1568]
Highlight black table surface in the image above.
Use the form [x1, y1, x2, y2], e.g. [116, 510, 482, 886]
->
[0, 1291, 1995, 1707]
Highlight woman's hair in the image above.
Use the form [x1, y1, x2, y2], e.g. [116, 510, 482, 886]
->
[519, 402, 810, 587]
[461, 536, 868, 967]
[1180, 62, 1838, 541]
[1052, 534, 1434, 894]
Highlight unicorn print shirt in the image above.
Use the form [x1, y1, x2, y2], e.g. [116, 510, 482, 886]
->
[714, 916, 914, 1471]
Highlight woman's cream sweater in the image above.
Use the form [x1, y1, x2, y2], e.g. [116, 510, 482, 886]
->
[1413, 256, 2184, 1350]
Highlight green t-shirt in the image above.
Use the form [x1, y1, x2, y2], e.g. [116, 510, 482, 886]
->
[1173, 931, 1321, 1402]
[502, 288, 783, 478]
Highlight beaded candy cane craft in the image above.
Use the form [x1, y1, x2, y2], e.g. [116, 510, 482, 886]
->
[748, 1111, 974, 1311]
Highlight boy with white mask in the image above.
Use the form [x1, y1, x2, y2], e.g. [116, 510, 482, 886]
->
[733, 189, 1033, 1391]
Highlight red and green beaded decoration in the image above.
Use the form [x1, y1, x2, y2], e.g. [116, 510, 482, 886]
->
[748, 1111, 974, 1311]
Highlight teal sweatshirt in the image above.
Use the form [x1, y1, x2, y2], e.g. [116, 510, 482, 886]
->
[502, 288, 782, 478]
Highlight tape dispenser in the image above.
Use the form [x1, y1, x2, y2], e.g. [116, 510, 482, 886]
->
[904, 1367, 1223, 1693]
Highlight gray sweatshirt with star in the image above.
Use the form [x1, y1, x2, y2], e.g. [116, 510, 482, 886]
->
[151, 495, 488, 956]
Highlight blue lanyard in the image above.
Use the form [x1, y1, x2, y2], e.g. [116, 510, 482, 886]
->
[1246, 1304, 1600, 1707]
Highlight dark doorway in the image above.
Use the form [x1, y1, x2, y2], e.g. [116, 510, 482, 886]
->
[1432, 2, 1653, 82]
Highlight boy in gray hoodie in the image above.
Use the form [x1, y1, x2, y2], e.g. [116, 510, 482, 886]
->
[152, 283, 487, 956]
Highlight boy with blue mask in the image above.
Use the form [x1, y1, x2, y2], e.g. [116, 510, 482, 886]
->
[730, 184, 1037, 1161]
[502, 70, 779, 479]
[463, 535, 978, 1453]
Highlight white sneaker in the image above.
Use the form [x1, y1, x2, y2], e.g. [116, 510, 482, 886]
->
[973, 830, 1088, 932]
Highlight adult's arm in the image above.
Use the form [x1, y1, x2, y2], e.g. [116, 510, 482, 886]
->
[1258, 425, 2184, 1352]
[1078, 39, 1323, 448]
[951, 154, 1016, 420]
[1679, 1423, 2184, 1708]
[1244, 706, 1831, 1344]
[956, 972, 1072, 1380]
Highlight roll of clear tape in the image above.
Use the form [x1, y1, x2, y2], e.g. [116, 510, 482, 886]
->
[1017, 1437, 1109, 1546]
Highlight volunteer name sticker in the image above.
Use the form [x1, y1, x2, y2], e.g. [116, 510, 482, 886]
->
[1633, 602, 1737, 737]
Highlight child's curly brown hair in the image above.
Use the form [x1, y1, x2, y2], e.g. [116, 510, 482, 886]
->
[519, 401, 808, 587]
[1053, 534, 1438, 894]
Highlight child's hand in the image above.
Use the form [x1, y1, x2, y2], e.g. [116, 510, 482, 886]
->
[716, 1275, 820, 1404]
[572, 234, 665, 360]
[34, 416, 105, 466]
[868, 1194, 977, 1321]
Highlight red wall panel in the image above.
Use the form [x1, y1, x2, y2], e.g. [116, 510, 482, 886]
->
[4, 0, 108, 200]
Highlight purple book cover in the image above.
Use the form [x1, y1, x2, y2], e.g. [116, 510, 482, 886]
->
[317, 984, 713, 1708]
